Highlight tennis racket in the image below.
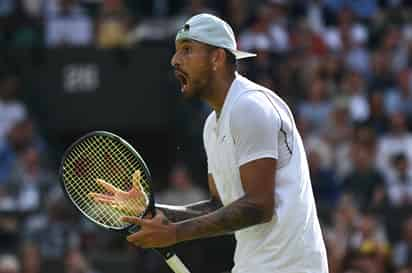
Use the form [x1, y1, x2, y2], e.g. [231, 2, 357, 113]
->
[59, 131, 191, 273]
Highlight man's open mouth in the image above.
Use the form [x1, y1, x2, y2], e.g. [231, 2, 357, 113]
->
[174, 70, 188, 91]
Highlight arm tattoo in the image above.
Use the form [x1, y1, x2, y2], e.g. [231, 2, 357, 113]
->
[175, 195, 268, 242]
[156, 198, 222, 222]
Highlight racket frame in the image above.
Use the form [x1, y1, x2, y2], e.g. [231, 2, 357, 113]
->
[59, 131, 192, 273]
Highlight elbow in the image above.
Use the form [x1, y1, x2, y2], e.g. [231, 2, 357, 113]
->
[262, 214, 273, 224]
[261, 195, 275, 223]
[250, 196, 274, 224]
[261, 204, 274, 223]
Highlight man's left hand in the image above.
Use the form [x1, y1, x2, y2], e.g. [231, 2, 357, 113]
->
[120, 210, 178, 248]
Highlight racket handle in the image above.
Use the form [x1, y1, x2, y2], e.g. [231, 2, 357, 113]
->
[156, 248, 191, 273]
[165, 254, 192, 273]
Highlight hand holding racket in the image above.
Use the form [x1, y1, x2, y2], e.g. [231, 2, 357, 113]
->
[121, 210, 178, 249]
[59, 131, 191, 273]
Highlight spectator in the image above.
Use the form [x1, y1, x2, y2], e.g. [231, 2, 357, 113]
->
[64, 249, 100, 273]
[0, 212, 19, 253]
[20, 0, 43, 19]
[338, 211, 391, 273]
[45, 0, 93, 47]
[238, 4, 274, 53]
[179, 0, 216, 17]
[324, 99, 353, 148]
[346, 246, 389, 273]
[340, 9, 370, 76]
[325, 195, 360, 273]
[289, 18, 327, 57]
[393, 216, 412, 270]
[366, 92, 388, 135]
[304, 131, 334, 171]
[7, 145, 55, 212]
[324, 100, 356, 180]
[96, 0, 131, 48]
[385, 153, 412, 208]
[349, 211, 389, 253]
[22, 190, 80, 261]
[396, 267, 412, 273]
[342, 141, 385, 210]
[20, 243, 40, 273]
[305, 0, 325, 34]
[1, 0, 42, 48]
[323, 0, 378, 20]
[339, 70, 370, 123]
[322, 8, 368, 53]
[0, 74, 27, 142]
[385, 69, 412, 119]
[173, 0, 217, 26]
[368, 49, 395, 91]
[267, 0, 290, 53]
[377, 112, 412, 175]
[241, 35, 275, 84]
[298, 77, 333, 134]
[224, 0, 250, 35]
[0, 254, 20, 273]
[381, 26, 403, 70]
[0, 119, 46, 186]
[308, 149, 340, 216]
[239, 1, 290, 54]
[0, 1, 14, 17]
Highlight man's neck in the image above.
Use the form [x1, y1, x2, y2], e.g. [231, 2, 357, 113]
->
[205, 72, 236, 115]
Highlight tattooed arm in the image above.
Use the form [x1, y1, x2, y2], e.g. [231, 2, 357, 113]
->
[155, 175, 223, 222]
[122, 158, 276, 248]
[175, 158, 276, 242]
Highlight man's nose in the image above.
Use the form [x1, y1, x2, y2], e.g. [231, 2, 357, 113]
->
[171, 53, 177, 67]
[171, 52, 180, 68]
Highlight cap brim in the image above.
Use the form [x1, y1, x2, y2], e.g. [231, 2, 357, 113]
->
[229, 49, 257, 59]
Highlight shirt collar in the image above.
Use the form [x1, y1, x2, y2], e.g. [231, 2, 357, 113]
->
[216, 72, 243, 122]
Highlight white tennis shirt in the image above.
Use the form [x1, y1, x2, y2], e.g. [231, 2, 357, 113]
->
[203, 73, 328, 273]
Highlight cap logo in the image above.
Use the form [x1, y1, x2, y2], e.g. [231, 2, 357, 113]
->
[177, 24, 190, 38]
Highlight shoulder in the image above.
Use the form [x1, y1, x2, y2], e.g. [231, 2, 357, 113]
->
[229, 91, 281, 134]
[230, 91, 279, 122]
[233, 74, 288, 115]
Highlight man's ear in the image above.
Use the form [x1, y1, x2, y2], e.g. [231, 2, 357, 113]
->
[214, 48, 226, 70]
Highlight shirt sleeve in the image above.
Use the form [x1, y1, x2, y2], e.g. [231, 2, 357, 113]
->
[230, 92, 281, 167]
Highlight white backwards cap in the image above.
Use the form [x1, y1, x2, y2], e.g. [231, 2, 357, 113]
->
[176, 13, 256, 59]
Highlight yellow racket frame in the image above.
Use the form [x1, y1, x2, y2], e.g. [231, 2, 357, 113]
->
[59, 131, 155, 230]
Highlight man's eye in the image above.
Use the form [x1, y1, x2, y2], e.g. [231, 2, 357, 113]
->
[183, 47, 191, 54]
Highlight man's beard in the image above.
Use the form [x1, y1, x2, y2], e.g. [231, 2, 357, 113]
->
[184, 72, 213, 100]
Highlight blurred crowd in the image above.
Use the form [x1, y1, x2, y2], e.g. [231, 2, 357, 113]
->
[2, 0, 412, 273]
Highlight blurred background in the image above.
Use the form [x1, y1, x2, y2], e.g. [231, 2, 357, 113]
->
[1, 0, 412, 273]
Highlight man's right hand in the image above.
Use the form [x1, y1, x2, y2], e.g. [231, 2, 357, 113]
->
[88, 170, 148, 216]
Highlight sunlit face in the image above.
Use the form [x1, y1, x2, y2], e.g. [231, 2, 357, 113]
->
[171, 39, 215, 98]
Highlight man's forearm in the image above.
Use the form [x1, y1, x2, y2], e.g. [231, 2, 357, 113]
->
[174, 195, 272, 242]
[156, 198, 222, 222]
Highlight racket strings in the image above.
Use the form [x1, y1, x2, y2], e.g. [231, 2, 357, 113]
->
[62, 134, 151, 229]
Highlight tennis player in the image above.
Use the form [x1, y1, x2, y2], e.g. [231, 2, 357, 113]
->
[99, 13, 329, 273]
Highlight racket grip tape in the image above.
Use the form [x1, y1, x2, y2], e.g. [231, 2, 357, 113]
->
[156, 248, 191, 273]
[165, 254, 192, 273]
